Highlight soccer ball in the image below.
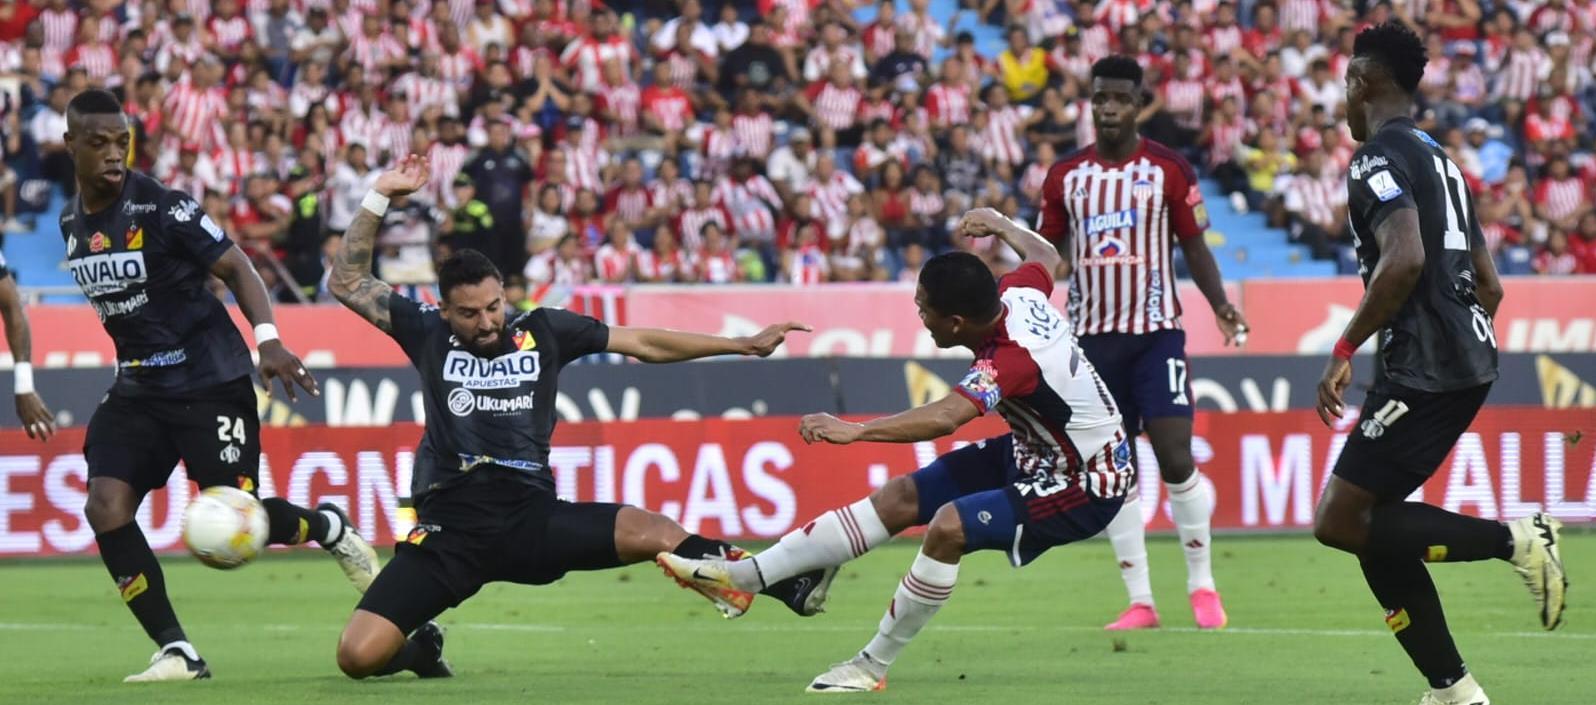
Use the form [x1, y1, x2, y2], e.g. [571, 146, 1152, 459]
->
[182, 486, 269, 569]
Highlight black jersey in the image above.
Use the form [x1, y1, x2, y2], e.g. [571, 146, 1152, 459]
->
[1345, 117, 1498, 393]
[60, 172, 253, 397]
[387, 295, 608, 527]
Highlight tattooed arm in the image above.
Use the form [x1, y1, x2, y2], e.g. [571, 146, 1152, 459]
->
[328, 154, 431, 333]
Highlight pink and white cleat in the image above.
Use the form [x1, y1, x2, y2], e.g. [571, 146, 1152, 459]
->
[1104, 603, 1160, 630]
[1190, 588, 1228, 629]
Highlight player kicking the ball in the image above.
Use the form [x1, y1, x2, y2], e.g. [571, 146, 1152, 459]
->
[1038, 56, 1246, 631]
[658, 208, 1133, 693]
[329, 155, 833, 681]
[60, 90, 378, 681]
[1312, 23, 1564, 705]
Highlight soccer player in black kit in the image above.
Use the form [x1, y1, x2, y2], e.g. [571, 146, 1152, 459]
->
[329, 155, 835, 680]
[1311, 24, 1566, 705]
[61, 90, 381, 682]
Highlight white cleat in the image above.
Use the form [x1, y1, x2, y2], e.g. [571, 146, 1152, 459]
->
[1508, 512, 1567, 630]
[655, 553, 754, 619]
[320, 503, 380, 594]
[124, 643, 210, 682]
[1417, 674, 1490, 705]
[806, 654, 888, 694]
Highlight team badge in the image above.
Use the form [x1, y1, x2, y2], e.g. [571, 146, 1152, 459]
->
[1094, 234, 1128, 257]
[89, 232, 109, 253]
[1132, 179, 1154, 202]
[957, 359, 1003, 412]
[513, 330, 537, 351]
[125, 226, 144, 250]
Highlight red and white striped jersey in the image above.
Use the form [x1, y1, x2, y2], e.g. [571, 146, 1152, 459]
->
[732, 111, 774, 158]
[802, 45, 867, 82]
[1205, 117, 1247, 169]
[395, 73, 459, 119]
[604, 186, 653, 224]
[213, 145, 266, 193]
[1039, 140, 1210, 336]
[692, 124, 737, 180]
[697, 251, 739, 283]
[662, 48, 701, 88]
[1161, 78, 1205, 130]
[1205, 75, 1247, 109]
[714, 175, 783, 240]
[374, 117, 415, 165]
[1494, 47, 1547, 102]
[650, 177, 693, 214]
[804, 170, 864, 239]
[925, 83, 970, 128]
[952, 263, 1131, 498]
[524, 251, 591, 286]
[346, 32, 406, 75]
[1020, 161, 1050, 199]
[561, 144, 607, 193]
[1278, 0, 1324, 33]
[862, 21, 894, 60]
[1079, 24, 1114, 62]
[340, 106, 383, 158]
[39, 9, 77, 53]
[895, 11, 945, 59]
[908, 187, 944, 223]
[208, 15, 254, 52]
[427, 141, 469, 206]
[1534, 177, 1587, 224]
[786, 244, 828, 284]
[154, 37, 207, 75]
[64, 43, 117, 83]
[438, 49, 481, 91]
[561, 34, 633, 93]
[164, 82, 229, 150]
[640, 85, 692, 132]
[596, 82, 641, 135]
[637, 248, 691, 282]
[982, 105, 1032, 166]
[1283, 172, 1343, 226]
[594, 242, 641, 282]
[289, 81, 332, 119]
[1205, 25, 1242, 56]
[804, 80, 861, 131]
[676, 205, 733, 251]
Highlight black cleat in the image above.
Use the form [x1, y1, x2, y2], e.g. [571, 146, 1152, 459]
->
[763, 566, 839, 617]
[409, 622, 454, 679]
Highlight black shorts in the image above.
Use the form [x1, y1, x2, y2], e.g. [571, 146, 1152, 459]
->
[84, 377, 262, 494]
[1332, 382, 1492, 501]
[356, 491, 624, 634]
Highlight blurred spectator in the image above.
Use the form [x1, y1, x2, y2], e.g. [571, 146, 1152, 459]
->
[1534, 230, 1584, 275]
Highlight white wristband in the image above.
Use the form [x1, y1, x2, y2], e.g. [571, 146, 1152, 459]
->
[361, 190, 390, 216]
[254, 323, 280, 347]
[13, 362, 32, 396]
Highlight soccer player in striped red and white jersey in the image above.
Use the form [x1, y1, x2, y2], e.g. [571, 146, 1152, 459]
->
[660, 210, 1133, 692]
[1038, 56, 1249, 633]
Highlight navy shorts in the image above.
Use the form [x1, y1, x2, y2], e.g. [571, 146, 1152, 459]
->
[909, 435, 1125, 567]
[1076, 329, 1193, 435]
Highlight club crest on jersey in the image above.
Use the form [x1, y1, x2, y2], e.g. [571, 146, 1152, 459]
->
[958, 359, 1002, 412]
[1367, 170, 1403, 202]
[89, 232, 110, 253]
[125, 226, 144, 250]
[443, 349, 542, 389]
[512, 330, 537, 351]
[1094, 234, 1128, 257]
[1132, 179, 1154, 202]
[1085, 208, 1136, 236]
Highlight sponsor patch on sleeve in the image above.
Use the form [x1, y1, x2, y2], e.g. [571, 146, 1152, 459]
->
[957, 359, 1003, 413]
[1367, 170, 1403, 202]
[1184, 184, 1203, 206]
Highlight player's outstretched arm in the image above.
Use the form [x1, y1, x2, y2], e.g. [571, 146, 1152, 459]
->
[1316, 207, 1426, 426]
[606, 321, 811, 363]
[799, 393, 979, 445]
[955, 207, 1062, 273]
[1178, 230, 1250, 346]
[0, 275, 53, 440]
[328, 154, 431, 334]
[211, 246, 321, 402]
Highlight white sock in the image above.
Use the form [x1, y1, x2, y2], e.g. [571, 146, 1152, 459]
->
[1167, 471, 1216, 592]
[861, 549, 958, 668]
[1105, 494, 1154, 606]
[727, 497, 890, 592]
[161, 640, 201, 662]
[319, 510, 345, 545]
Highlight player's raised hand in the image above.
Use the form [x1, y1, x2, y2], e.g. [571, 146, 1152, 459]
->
[1215, 303, 1251, 347]
[258, 341, 320, 403]
[16, 392, 54, 441]
[374, 153, 432, 198]
[740, 321, 812, 357]
[954, 207, 1011, 239]
[1315, 356, 1352, 428]
[799, 413, 864, 445]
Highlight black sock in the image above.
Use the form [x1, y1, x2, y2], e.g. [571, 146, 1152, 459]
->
[375, 636, 425, 676]
[262, 497, 334, 546]
[672, 534, 803, 602]
[96, 522, 186, 646]
[1360, 557, 1468, 689]
[1366, 502, 1513, 562]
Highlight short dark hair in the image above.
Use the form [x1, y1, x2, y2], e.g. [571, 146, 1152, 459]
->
[1090, 55, 1143, 87]
[437, 249, 502, 301]
[1353, 22, 1426, 95]
[67, 89, 122, 116]
[918, 252, 998, 320]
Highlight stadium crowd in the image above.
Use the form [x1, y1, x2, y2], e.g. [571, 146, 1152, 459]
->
[0, 0, 1594, 304]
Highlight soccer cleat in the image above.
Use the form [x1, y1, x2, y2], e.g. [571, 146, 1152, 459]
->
[409, 622, 454, 679]
[1417, 673, 1490, 705]
[656, 552, 755, 619]
[319, 502, 380, 594]
[1508, 513, 1567, 630]
[1190, 588, 1229, 630]
[1104, 602, 1160, 630]
[124, 643, 211, 683]
[767, 566, 840, 617]
[806, 654, 888, 693]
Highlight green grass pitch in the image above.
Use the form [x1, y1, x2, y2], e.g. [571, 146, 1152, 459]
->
[1, 534, 1590, 705]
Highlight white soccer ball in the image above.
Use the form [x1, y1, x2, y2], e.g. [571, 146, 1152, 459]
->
[181, 486, 269, 569]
